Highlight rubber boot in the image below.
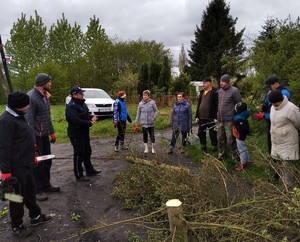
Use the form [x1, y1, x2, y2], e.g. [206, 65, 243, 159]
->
[120, 142, 128, 150]
[151, 143, 155, 154]
[144, 143, 148, 153]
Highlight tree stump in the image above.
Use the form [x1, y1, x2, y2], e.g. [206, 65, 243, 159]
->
[165, 199, 188, 242]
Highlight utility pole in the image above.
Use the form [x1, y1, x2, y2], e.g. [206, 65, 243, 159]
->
[0, 35, 14, 93]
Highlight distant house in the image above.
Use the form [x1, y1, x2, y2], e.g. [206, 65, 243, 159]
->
[190, 81, 204, 96]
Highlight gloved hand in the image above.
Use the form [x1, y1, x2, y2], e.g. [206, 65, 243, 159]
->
[214, 119, 218, 124]
[34, 157, 39, 165]
[195, 118, 199, 123]
[34, 144, 40, 156]
[134, 123, 139, 132]
[254, 112, 264, 121]
[50, 133, 56, 143]
[113, 122, 118, 128]
[1, 173, 12, 182]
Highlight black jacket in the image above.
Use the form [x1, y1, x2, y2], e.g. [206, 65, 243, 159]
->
[0, 108, 35, 173]
[66, 98, 93, 137]
[195, 87, 218, 120]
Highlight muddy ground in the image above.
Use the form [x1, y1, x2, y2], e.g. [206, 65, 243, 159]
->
[0, 129, 201, 242]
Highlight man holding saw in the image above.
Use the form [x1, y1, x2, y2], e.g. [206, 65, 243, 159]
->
[0, 92, 51, 238]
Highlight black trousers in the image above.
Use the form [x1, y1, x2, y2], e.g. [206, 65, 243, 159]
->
[70, 136, 95, 179]
[142, 127, 155, 143]
[198, 119, 217, 148]
[34, 136, 52, 192]
[115, 121, 127, 146]
[10, 167, 41, 228]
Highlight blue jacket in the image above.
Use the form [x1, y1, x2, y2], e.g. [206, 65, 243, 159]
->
[233, 109, 250, 141]
[170, 99, 192, 133]
[113, 98, 132, 123]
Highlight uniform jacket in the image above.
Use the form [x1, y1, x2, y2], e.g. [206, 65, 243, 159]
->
[25, 88, 54, 138]
[270, 96, 300, 160]
[170, 99, 192, 133]
[217, 85, 242, 122]
[0, 107, 35, 173]
[195, 87, 218, 120]
[66, 97, 93, 137]
[135, 99, 158, 128]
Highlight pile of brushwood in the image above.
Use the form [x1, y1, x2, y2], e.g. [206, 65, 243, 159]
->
[112, 151, 300, 242]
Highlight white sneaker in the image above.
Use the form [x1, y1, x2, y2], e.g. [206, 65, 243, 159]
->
[151, 148, 156, 154]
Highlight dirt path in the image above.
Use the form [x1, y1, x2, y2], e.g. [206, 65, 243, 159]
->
[0, 129, 201, 242]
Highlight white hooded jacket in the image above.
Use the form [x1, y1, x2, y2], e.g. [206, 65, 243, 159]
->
[270, 96, 300, 160]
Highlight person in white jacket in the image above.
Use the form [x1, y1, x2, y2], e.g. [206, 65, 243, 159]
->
[134, 90, 158, 154]
[268, 90, 300, 188]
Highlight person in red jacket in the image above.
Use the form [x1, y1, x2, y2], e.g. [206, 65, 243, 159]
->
[0, 92, 51, 238]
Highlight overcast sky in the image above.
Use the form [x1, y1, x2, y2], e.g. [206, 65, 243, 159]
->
[1, 0, 300, 63]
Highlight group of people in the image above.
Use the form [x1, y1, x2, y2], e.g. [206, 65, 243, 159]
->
[1, 71, 299, 238]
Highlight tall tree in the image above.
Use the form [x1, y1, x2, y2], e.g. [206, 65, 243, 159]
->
[48, 13, 83, 66]
[137, 63, 149, 96]
[5, 11, 47, 90]
[158, 56, 171, 94]
[188, 0, 245, 84]
[178, 44, 188, 73]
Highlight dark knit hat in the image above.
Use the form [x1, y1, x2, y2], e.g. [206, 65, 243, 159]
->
[265, 75, 279, 87]
[220, 74, 230, 83]
[70, 86, 85, 95]
[35, 73, 51, 86]
[117, 91, 126, 98]
[268, 90, 283, 103]
[8, 92, 30, 109]
[234, 102, 247, 114]
[203, 77, 212, 82]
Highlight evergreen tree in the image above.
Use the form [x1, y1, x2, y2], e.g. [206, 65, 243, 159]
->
[188, 0, 245, 84]
[178, 44, 188, 73]
[137, 63, 149, 96]
[158, 56, 171, 94]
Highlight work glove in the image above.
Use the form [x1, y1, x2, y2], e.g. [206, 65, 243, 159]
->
[34, 157, 39, 165]
[34, 144, 40, 157]
[254, 112, 264, 121]
[50, 133, 56, 143]
[214, 119, 218, 125]
[1, 173, 12, 182]
[134, 123, 139, 132]
[113, 122, 118, 128]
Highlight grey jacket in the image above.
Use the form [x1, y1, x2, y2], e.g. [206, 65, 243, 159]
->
[25, 88, 55, 138]
[135, 99, 158, 128]
[217, 85, 242, 122]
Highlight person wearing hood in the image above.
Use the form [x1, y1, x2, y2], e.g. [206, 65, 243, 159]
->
[0, 92, 52, 238]
[166, 92, 192, 154]
[232, 102, 251, 171]
[217, 74, 242, 164]
[25, 73, 60, 202]
[134, 90, 158, 154]
[268, 90, 300, 189]
[65, 87, 101, 182]
[113, 91, 132, 152]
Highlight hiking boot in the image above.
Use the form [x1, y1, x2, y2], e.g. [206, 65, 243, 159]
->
[201, 147, 207, 153]
[30, 214, 52, 227]
[166, 147, 173, 154]
[44, 185, 60, 193]
[233, 164, 245, 171]
[180, 148, 185, 154]
[76, 176, 90, 182]
[211, 146, 218, 152]
[36, 192, 48, 201]
[12, 225, 32, 238]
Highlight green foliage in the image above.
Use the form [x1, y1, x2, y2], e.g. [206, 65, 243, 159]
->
[188, 0, 245, 82]
[170, 72, 193, 95]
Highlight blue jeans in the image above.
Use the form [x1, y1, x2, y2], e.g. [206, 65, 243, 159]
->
[236, 139, 249, 165]
[170, 129, 188, 148]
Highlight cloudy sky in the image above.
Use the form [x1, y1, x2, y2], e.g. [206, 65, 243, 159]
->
[1, 0, 300, 62]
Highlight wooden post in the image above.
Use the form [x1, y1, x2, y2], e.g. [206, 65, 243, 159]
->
[166, 199, 188, 242]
